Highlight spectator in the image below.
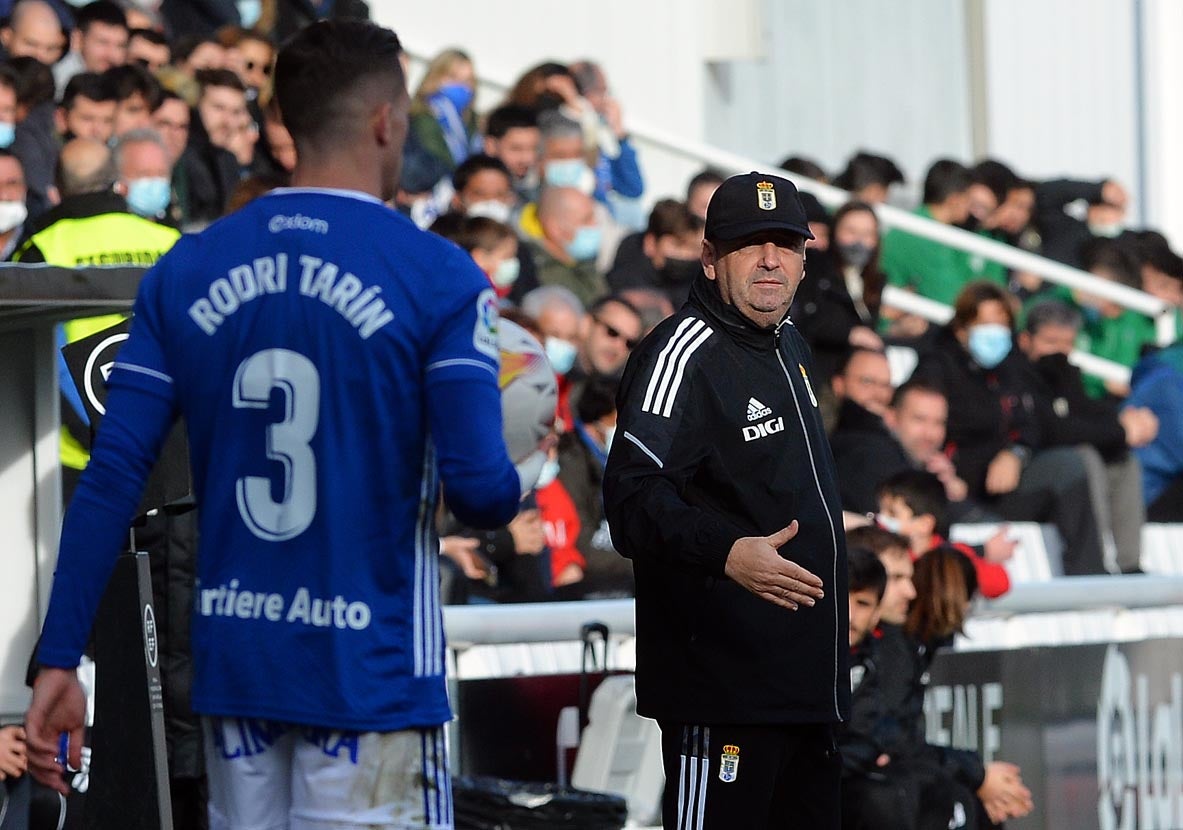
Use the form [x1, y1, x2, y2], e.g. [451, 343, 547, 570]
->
[150, 89, 189, 165]
[53, 0, 128, 95]
[113, 127, 171, 219]
[481, 103, 538, 203]
[685, 167, 724, 221]
[574, 293, 642, 380]
[569, 59, 645, 223]
[252, 96, 293, 179]
[268, 0, 370, 43]
[56, 70, 116, 143]
[619, 286, 675, 335]
[555, 375, 632, 599]
[431, 213, 522, 300]
[1076, 238, 1155, 398]
[1136, 234, 1183, 339]
[1034, 174, 1129, 269]
[161, 0, 239, 40]
[605, 198, 703, 307]
[173, 34, 226, 77]
[528, 185, 607, 306]
[832, 150, 904, 204]
[791, 200, 885, 383]
[217, 26, 274, 101]
[106, 61, 161, 136]
[0, 66, 16, 150]
[1128, 342, 1183, 519]
[127, 26, 169, 72]
[449, 153, 514, 222]
[179, 68, 246, 228]
[520, 284, 584, 378]
[831, 346, 893, 418]
[8, 55, 55, 220]
[844, 524, 914, 628]
[910, 281, 1107, 574]
[1016, 300, 1156, 572]
[875, 470, 1010, 598]
[407, 48, 479, 180]
[0, 148, 28, 258]
[879, 158, 1006, 305]
[1, 0, 65, 66]
[779, 154, 828, 184]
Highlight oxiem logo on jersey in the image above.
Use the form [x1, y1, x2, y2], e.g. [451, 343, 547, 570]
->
[269, 214, 329, 234]
[719, 745, 740, 783]
[743, 417, 784, 442]
[746, 397, 772, 421]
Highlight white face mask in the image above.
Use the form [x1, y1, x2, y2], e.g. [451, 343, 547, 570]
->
[534, 457, 561, 489]
[466, 200, 512, 224]
[603, 425, 616, 451]
[492, 257, 520, 288]
[0, 200, 28, 233]
[876, 514, 903, 535]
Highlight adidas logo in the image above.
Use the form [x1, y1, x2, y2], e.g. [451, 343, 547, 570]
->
[747, 397, 772, 421]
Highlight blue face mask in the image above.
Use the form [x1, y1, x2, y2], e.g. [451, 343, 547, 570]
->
[433, 83, 474, 114]
[236, 0, 262, 27]
[544, 336, 578, 375]
[126, 177, 171, 218]
[967, 323, 1012, 369]
[0, 122, 14, 149]
[566, 225, 601, 262]
[545, 159, 595, 194]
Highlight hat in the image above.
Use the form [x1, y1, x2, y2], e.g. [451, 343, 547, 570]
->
[704, 171, 815, 242]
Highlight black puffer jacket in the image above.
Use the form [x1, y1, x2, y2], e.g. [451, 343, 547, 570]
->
[604, 273, 849, 725]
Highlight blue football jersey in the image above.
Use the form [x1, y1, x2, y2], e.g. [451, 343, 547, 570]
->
[110, 188, 512, 731]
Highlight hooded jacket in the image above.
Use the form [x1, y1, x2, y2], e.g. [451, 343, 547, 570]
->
[603, 272, 849, 725]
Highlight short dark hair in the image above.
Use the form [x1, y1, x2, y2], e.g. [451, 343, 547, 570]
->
[922, 159, 972, 205]
[576, 375, 619, 424]
[686, 167, 725, 200]
[74, 1, 127, 34]
[1024, 299, 1082, 336]
[779, 155, 827, 182]
[645, 199, 703, 239]
[484, 104, 537, 139]
[951, 280, 1014, 333]
[846, 524, 909, 556]
[876, 470, 947, 533]
[452, 154, 510, 193]
[890, 378, 946, 410]
[196, 68, 246, 95]
[274, 20, 404, 150]
[128, 27, 167, 48]
[836, 345, 886, 377]
[173, 34, 217, 65]
[848, 547, 887, 601]
[1081, 237, 1141, 288]
[972, 159, 1018, 206]
[152, 89, 185, 114]
[590, 293, 642, 324]
[429, 212, 515, 254]
[61, 72, 116, 110]
[833, 151, 905, 192]
[7, 56, 55, 110]
[104, 63, 163, 109]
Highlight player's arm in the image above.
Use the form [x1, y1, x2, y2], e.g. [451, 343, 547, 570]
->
[603, 336, 745, 576]
[424, 259, 523, 529]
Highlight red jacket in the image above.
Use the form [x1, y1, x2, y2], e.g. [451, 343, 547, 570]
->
[919, 534, 1010, 599]
[535, 477, 582, 583]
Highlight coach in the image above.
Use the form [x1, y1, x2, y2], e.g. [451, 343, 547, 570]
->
[604, 171, 849, 829]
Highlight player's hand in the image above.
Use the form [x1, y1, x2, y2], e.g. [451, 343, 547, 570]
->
[0, 725, 27, 779]
[985, 450, 1022, 495]
[509, 509, 546, 555]
[25, 668, 86, 794]
[977, 761, 1033, 822]
[983, 527, 1017, 563]
[724, 521, 824, 612]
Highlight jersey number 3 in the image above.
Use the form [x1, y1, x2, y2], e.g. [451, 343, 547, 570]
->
[233, 348, 320, 541]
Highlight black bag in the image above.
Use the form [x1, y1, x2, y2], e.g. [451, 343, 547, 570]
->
[453, 776, 627, 830]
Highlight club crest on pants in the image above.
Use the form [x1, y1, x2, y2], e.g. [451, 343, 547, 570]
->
[719, 744, 740, 782]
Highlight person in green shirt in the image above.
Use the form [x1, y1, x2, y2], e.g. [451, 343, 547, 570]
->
[880, 159, 1007, 306]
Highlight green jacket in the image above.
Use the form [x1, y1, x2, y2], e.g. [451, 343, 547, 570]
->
[880, 205, 1007, 305]
[530, 242, 607, 308]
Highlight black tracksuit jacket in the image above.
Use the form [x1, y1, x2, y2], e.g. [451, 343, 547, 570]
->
[603, 273, 850, 725]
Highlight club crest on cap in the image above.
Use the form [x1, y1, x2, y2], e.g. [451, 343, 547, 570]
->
[756, 181, 776, 211]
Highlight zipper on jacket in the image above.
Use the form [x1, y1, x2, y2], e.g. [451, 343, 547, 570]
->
[774, 336, 844, 722]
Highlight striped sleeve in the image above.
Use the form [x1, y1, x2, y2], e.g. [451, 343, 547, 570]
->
[638, 317, 714, 419]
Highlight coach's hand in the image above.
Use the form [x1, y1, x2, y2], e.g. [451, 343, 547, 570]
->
[25, 667, 86, 794]
[724, 521, 824, 611]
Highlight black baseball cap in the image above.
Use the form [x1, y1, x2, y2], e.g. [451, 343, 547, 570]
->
[704, 171, 815, 242]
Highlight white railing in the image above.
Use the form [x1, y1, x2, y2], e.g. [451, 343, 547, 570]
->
[403, 47, 1177, 350]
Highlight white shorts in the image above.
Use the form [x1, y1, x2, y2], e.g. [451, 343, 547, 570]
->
[203, 717, 453, 830]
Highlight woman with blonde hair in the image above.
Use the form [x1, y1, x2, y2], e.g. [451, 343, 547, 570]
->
[407, 48, 480, 178]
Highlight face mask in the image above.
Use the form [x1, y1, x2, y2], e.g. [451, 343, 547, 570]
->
[491, 256, 519, 288]
[433, 82, 474, 114]
[534, 457, 561, 489]
[545, 159, 595, 194]
[236, 0, 261, 27]
[544, 336, 578, 375]
[659, 256, 701, 285]
[0, 122, 14, 149]
[876, 514, 903, 535]
[466, 199, 512, 223]
[1089, 222, 1123, 239]
[566, 225, 601, 261]
[126, 177, 171, 218]
[603, 425, 616, 451]
[837, 241, 873, 270]
[0, 199, 26, 233]
[967, 323, 1012, 369]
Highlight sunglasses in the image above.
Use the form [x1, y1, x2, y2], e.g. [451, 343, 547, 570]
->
[245, 60, 273, 76]
[596, 317, 639, 350]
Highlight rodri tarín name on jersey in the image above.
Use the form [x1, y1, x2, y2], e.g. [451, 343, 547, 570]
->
[198, 577, 373, 631]
[187, 254, 395, 340]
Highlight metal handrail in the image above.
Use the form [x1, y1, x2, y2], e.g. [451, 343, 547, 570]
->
[402, 45, 1176, 348]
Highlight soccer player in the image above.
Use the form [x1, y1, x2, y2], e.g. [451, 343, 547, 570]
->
[25, 21, 541, 829]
